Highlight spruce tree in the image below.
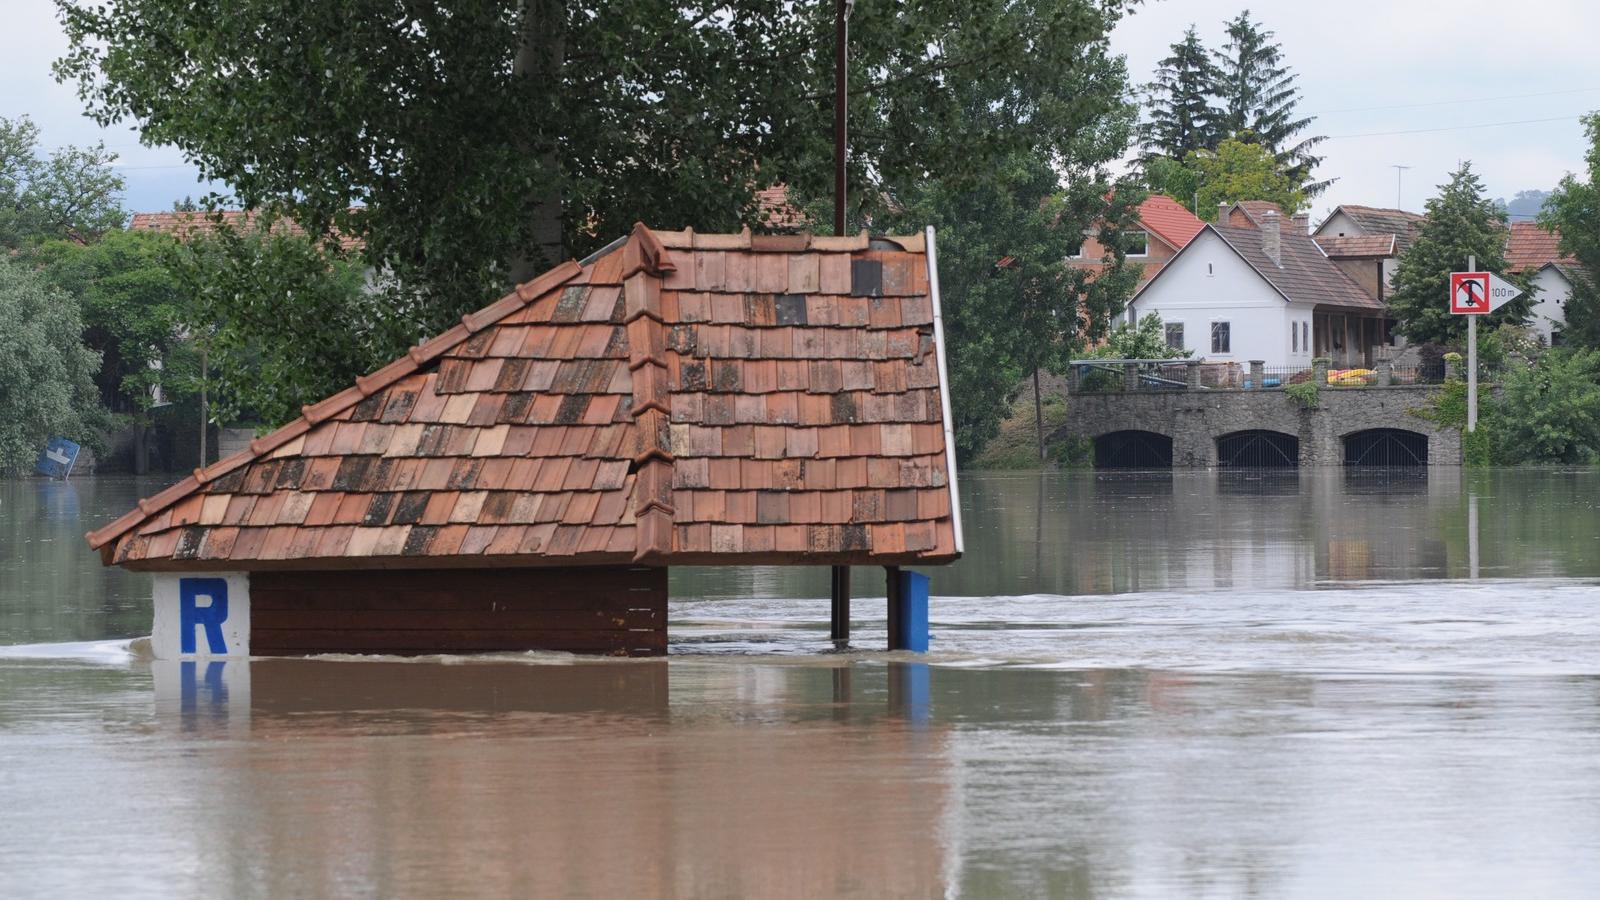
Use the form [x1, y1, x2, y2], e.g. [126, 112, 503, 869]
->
[1389, 163, 1529, 346]
[1211, 11, 1327, 197]
[1139, 26, 1220, 162]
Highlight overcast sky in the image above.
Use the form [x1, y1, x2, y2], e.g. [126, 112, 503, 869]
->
[5, 0, 1598, 225]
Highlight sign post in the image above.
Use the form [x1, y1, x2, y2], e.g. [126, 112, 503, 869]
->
[1449, 259, 1523, 432]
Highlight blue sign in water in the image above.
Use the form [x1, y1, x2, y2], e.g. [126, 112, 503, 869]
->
[34, 437, 80, 480]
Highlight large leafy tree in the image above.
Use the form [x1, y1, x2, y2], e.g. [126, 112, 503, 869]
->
[35, 229, 196, 471]
[57, 0, 1139, 327]
[1139, 26, 1221, 162]
[0, 260, 103, 473]
[0, 115, 125, 248]
[1542, 113, 1600, 348]
[1389, 163, 1529, 346]
[1210, 11, 1325, 197]
[167, 222, 415, 428]
[1146, 137, 1303, 220]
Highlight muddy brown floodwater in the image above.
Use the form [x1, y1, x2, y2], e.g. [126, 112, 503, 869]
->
[3, 469, 1600, 897]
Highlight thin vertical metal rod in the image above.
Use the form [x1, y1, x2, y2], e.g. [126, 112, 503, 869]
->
[833, 0, 848, 237]
[885, 565, 903, 650]
[830, 565, 851, 643]
[1467, 254, 1478, 433]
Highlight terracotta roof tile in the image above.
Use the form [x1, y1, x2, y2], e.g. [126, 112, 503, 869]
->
[92, 226, 960, 569]
[1506, 221, 1575, 273]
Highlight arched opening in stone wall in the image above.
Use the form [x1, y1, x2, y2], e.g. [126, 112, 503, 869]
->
[1094, 431, 1173, 469]
[1343, 429, 1429, 466]
[1216, 430, 1300, 467]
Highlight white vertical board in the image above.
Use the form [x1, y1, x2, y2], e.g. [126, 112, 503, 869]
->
[151, 573, 251, 659]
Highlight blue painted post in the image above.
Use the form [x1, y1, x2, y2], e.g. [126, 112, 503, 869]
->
[896, 570, 930, 652]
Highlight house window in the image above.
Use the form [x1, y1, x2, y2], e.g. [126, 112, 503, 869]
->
[1125, 230, 1149, 257]
[1165, 323, 1184, 350]
[1552, 328, 1566, 348]
[1211, 321, 1231, 354]
[1302, 322, 1309, 353]
[1292, 322, 1298, 353]
[1207, 262, 1214, 277]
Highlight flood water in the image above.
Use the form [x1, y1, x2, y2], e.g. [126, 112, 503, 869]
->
[3, 470, 1600, 897]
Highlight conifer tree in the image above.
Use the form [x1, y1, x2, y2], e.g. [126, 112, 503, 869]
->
[1139, 26, 1220, 162]
[1211, 11, 1327, 197]
[1389, 163, 1529, 346]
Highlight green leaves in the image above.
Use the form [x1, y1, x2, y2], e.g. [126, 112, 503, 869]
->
[167, 221, 413, 428]
[0, 260, 102, 473]
[0, 115, 125, 248]
[1541, 112, 1600, 349]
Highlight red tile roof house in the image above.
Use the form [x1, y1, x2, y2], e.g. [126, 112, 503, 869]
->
[1505, 221, 1579, 345]
[86, 225, 963, 658]
[1127, 203, 1386, 373]
[1068, 194, 1206, 287]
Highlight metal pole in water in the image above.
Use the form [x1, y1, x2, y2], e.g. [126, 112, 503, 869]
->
[1469, 491, 1480, 579]
[1467, 254, 1478, 433]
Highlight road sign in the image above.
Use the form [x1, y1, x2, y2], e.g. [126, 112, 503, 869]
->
[1450, 270, 1523, 314]
[34, 437, 80, 480]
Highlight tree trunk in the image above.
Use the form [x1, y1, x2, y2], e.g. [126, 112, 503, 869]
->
[512, 0, 567, 284]
[1033, 367, 1046, 464]
[133, 424, 149, 476]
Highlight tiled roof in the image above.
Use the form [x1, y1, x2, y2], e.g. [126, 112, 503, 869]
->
[130, 210, 365, 252]
[755, 185, 807, 230]
[1214, 224, 1382, 311]
[88, 225, 959, 570]
[1505, 221, 1574, 272]
[1321, 205, 1424, 251]
[1230, 200, 1288, 226]
[1314, 234, 1395, 258]
[1137, 195, 1205, 250]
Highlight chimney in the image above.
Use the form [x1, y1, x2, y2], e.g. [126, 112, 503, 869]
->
[1217, 202, 1231, 224]
[1291, 212, 1310, 234]
[1262, 210, 1282, 266]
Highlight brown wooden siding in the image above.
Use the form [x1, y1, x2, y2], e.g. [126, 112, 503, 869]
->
[250, 567, 667, 656]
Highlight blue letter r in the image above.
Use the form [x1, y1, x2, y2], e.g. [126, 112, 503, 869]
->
[179, 578, 229, 654]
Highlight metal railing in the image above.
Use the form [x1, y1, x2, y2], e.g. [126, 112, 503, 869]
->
[1069, 358, 1468, 393]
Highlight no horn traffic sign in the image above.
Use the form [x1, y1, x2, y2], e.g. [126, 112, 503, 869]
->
[1450, 271, 1522, 315]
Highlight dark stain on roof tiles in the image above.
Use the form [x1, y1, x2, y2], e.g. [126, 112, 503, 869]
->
[850, 259, 883, 297]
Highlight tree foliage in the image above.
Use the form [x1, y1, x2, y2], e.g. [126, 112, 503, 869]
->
[1147, 137, 1303, 219]
[1485, 349, 1600, 464]
[0, 115, 125, 248]
[1139, 26, 1221, 162]
[1093, 313, 1190, 359]
[1211, 11, 1325, 197]
[1542, 113, 1600, 348]
[0, 260, 103, 472]
[57, 0, 1140, 330]
[1389, 162, 1529, 346]
[35, 229, 193, 423]
[168, 222, 414, 427]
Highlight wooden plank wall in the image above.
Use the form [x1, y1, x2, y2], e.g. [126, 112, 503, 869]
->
[250, 567, 668, 656]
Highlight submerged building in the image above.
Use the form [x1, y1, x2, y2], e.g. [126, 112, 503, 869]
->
[87, 225, 963, 657]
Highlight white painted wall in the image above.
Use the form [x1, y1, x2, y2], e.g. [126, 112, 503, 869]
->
[1314, 210, 1363, 239]
[1131, 230, 1313, 369]
[1528, 265, 1572, 344]
[151, 572, 251, 659]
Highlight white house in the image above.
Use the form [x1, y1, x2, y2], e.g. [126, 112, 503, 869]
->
[1505, 221, 1576, 345]
[1130, 205, 1385, 370]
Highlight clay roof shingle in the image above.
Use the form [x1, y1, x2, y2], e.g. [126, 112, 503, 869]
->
[1319, 205, 1424, 251]
[88, 225, 960, 570]
[130, 210, 365, 252]
[1136, 195, 1205, 250]
[1505, 221, 1574, 273]
[1313, 234, 1396, 258]
[1214, 224, 1382, 311]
